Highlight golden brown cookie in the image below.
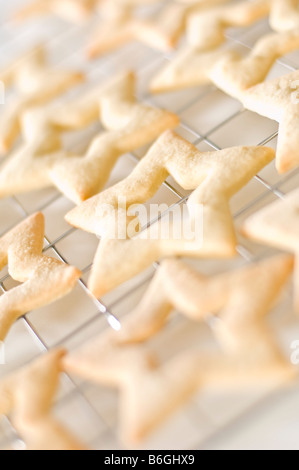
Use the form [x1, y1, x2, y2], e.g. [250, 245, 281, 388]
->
[151, 29, 299, 95]
[241, 69, 299, 173]
[115, 255, 294, 347]
[63, 329, 199, 445]
[0, 45, 84, 155]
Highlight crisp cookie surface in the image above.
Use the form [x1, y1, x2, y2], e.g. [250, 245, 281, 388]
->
[1, 0, 299, 452]
[66, 130, 274, 297]
[0, 212, 81, 341]
[87, 0, 229, 59]
[0, 71, 179, 204]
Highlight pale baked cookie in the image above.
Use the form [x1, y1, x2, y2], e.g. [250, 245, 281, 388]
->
[0, 107, 68, 198]
[150, 28, 299, 95]
[115, 256, 294, 346]
[241, 69, 299, 173]
[242, 188, 299, 310]
[0, 212, 81, 341]
[0, 349, 86, 450]
[0, 71, 179, 204]
[65, 130, 274, 297]
[50, 72, 179, 203]
[117, 255, 295, 387]
[87, 0, 230, 59]
[63, 329, 199, 445]
[0, 45, 84, 155]
[270, 0, 299, 32]
[210, 29, 299, 100]
[63, 254, 295, 443]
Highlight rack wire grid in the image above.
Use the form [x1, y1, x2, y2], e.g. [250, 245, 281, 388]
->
[1, 0, 299, 451]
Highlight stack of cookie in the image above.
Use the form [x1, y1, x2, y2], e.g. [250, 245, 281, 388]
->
[0, 0, 299, 450]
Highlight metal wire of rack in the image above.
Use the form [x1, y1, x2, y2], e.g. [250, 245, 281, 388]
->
[1, 0, 299, 451]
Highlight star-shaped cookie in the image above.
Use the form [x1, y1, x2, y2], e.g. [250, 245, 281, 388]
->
[115, 256, 294, 347]
[0, 349, 86, 450]
[0, 212, 81, 341]
[63, 328, 200, 445]
[66, 130, 274, 297]
[241, 69, 299, 173]
[87, 0, 230, 59]
[210, 29, 299, 100]
[0, 71, 179, 204]
[150, 29, 299, 96]
[63, 254, 295, 444]
[117, 254, 295, 388]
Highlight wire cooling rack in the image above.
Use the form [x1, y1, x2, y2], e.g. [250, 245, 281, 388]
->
[1, 0, 299, 451]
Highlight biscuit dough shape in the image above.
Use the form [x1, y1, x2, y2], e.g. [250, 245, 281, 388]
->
[241, 69, 299, 173]
[210, 29, 299, 100]
[87, 3, 178, 57]
[242, 188, 299, 310]
[117, 255, 295, 387]
[50, 72, 179, 203]
[87, 0, 229, 59]
[0, 71, 179, 204]
[115, 256, 294, 348]
[150, 29, 299, 95]
[66, 130, 275, 297]
[63, 330, 199, 445]
[0, 349, 86, 450]
[0, 45, 84, 155]
[0, 212, 81, 341]
[63, 255, 295, 443]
